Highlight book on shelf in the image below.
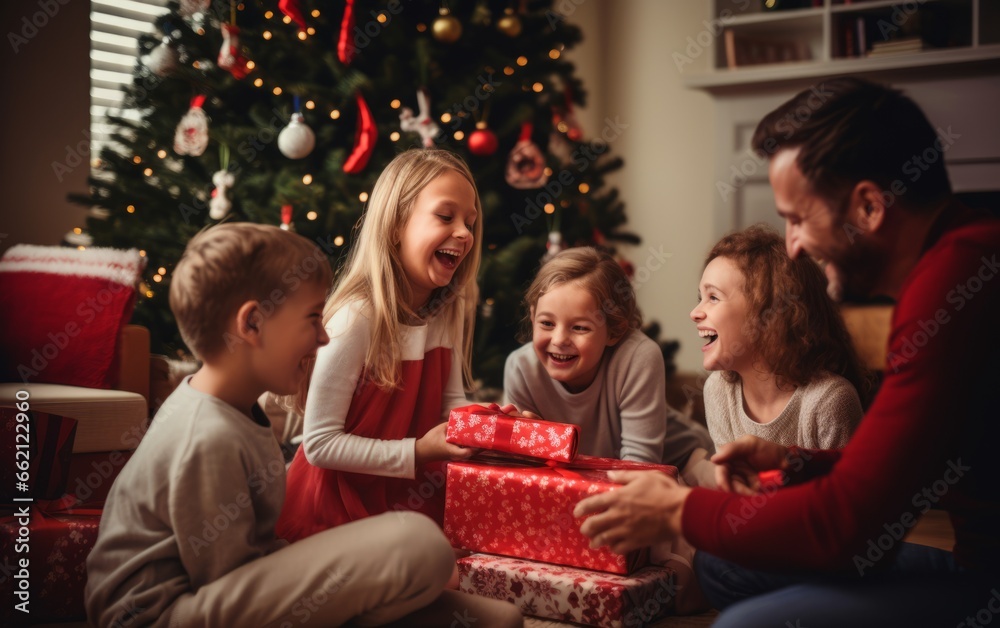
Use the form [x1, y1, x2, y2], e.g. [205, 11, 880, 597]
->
[723, 29, 810, 69]
[868, 37, 926, 56]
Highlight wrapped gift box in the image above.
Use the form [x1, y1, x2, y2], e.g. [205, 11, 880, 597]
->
[458, 553, 678, 628]
[446, 404, 579, 463]
[444, 458, 676, 574]
[0, 506, 102, 624]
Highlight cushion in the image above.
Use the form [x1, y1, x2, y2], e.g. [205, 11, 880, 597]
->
[0, 245, 144, 389]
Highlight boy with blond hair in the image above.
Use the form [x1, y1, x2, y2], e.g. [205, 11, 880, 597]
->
[85, 223, 521, 628]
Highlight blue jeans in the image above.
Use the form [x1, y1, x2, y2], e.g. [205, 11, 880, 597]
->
[696, 542, 1000, 627]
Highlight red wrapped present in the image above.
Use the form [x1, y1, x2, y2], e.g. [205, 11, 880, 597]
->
[446, 404, 579, 462]
[444, 457, 677, 574]
[0, 498, 103, 624]
[1, 407, 78, 500]
[458, 553, 678, 628]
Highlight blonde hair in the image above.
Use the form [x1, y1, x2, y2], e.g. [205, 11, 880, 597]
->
[295, 149, 482, 409]
[519, 247, 641, 343]
[170, 222, 333, 361]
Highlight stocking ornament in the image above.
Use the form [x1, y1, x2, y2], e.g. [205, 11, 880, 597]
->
[278, 111, 316, 159]
[399, 89, 440, 148]
[505, 122, 548, 189]
[280, 204, 295, 231]
[209, 170, 235, 220]
[218, 23, 250, 79]
[173, 95, 209, 156]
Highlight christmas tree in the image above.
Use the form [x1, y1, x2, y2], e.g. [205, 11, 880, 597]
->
[71, 0, 636, 388]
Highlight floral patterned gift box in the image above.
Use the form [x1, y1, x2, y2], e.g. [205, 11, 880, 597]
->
[458, 553, 678, 628]
[444, 457, 676, 574]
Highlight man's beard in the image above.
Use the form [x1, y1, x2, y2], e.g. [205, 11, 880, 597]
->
[823, 242, 884, 303]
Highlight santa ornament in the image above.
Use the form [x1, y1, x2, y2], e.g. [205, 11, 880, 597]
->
[505, 122, 548, 189]
[399, 89, 440, 148]
[278, 106, 316, 160]
[173, 95, 209, 157]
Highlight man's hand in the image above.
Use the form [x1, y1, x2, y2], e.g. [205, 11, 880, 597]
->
[573, 470, 690, 555]
[711, 434, 789, 495]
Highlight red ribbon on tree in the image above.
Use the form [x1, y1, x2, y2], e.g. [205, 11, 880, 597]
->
[343, 93, 377, 174]
[338, 0, 356, 65]
[278, 0, 307, 31]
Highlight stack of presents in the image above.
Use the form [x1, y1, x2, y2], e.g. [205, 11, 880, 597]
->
[443, 404, 687, 627]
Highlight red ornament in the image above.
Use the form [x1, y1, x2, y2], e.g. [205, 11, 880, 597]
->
[468, 123, 498, 156]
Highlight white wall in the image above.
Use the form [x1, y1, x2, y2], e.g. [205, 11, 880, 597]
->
[0, 0, 90, 255]
[567, 0, 717, 373]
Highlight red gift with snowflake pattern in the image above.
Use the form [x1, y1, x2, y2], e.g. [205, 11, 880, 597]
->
[443, 458, 676, 574]
[446, 404, 579, 463]
[457, 553, 678, 627]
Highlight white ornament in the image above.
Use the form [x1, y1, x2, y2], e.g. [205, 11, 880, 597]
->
[209, 170, 236, 219]
[399, 89, 440, 148]
[542, 231, 563, 262]
[173, 103, 209, 156]
[144, 37, 178, 77]
[179, 0, 210, 17]
[278, 112, 316, 159]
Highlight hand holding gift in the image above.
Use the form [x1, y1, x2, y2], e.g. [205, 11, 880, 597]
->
[575, 470, 691, 555]
[415, 421, 475, 466]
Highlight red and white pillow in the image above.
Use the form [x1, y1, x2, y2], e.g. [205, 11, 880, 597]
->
[0, 244, 145, 389]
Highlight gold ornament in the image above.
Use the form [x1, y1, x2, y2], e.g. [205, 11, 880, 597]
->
[432, 7, 462, 43]
[497, 8, 522, 37]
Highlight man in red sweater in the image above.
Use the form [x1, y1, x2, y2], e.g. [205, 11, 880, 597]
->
[576, 77, 1000, 626]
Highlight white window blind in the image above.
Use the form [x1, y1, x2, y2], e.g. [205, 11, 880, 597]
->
[90, 0, 169, 157]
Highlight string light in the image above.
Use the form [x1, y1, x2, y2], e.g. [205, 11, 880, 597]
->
[359, 192, 369, 202]
[143, 168, 153, 176]
[302, 174, 313, 185]
[311, 9, 320, 17]
[254, 78, 264, 87]
[454, 131, 465, 140]
[153, 275, 162, 283]
[503, 66, 514, 75]
[132, 155, 141, 164]
[139, 250, 146, 257]
[416, 23, 427, 32]
[549, 49, 561, 59]
[485, 298, 495, 305]
[544, 203, 556, 214]
[557, 121, 568, 132]
[192, 60, 201, 69]
[306, 211, 318, 220]
[330, 109, 340, 119]
[532, 82, 544, 92]
[543, 167, 553, 177]
[73, 227, 82, 234]
[273, 87, 282, 95]
[283, 15, 291, 24]
[263, 30, 272, 40]
[77, 246, 86, 251]
[307, 27, 316, 35]
[377, 12, 387, 23]
[264, 10, 273, 19]
[127, 205, 135, 213]
[246, 60, 255, 70]
[334, 236, 345, 246]
[157, 149, 167, 158]
[145, 290, 153, 298]
[390, 99, 401, 109]
[297, 31, 307, 40]
[516, 56, 528, 66]
[305, 100, 315, 109]
[440, 112, 452, 123]
[578, 183, 590, 193]
[158, 267, 166, 275]
[390, 131, 400, 141]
